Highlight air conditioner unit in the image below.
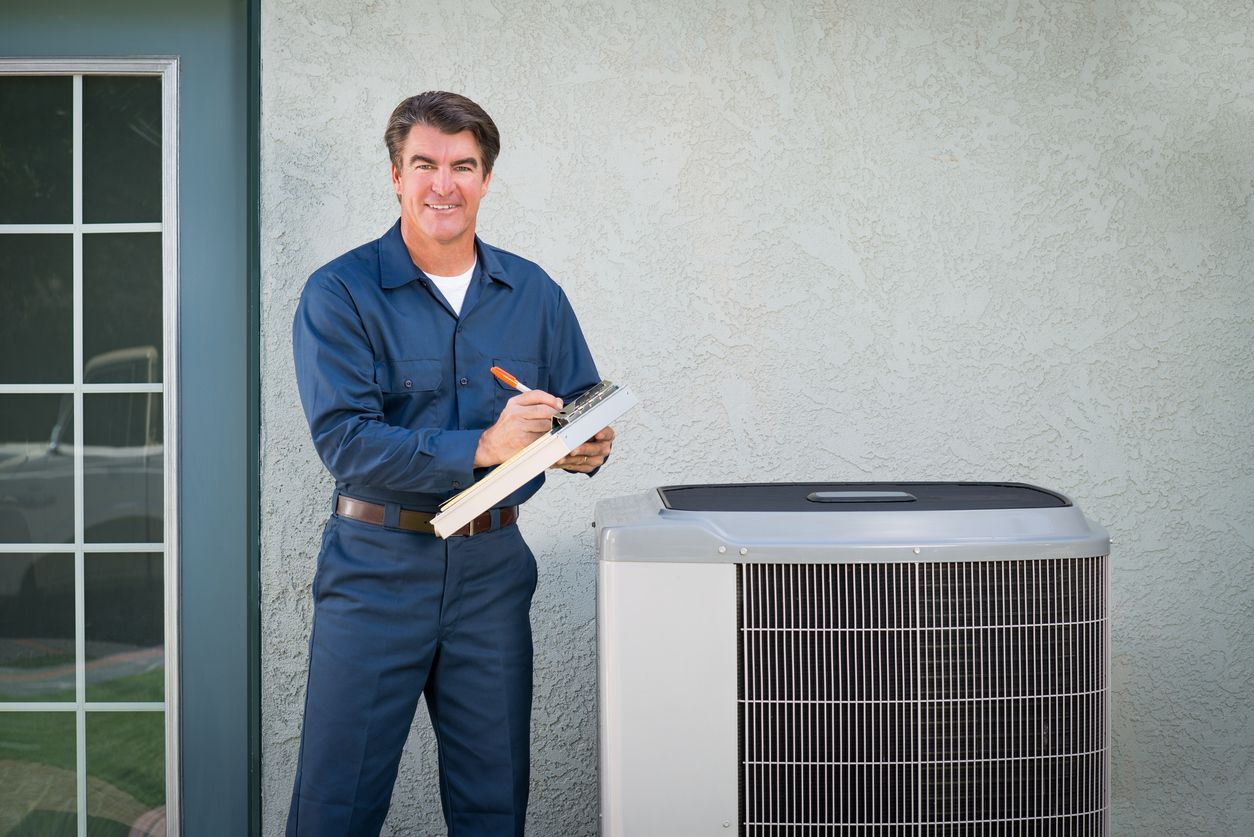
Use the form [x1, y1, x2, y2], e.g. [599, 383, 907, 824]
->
[596, 483, 1109, 837]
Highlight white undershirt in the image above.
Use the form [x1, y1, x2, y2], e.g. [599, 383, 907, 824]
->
[426, 259, 477, 315]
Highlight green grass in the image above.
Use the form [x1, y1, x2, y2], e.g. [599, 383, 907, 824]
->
[0, 666, 164, 703]
[86, 814, 134, 837]
[7, 652, 76, 670]
[0, 711, 76, 772]
[0, 687, 75, 702]
[0, 709, 165, 812]
[86, 668, 164, 703]
[3, 810, 137, 836]
[86, 712, 165, 809]
[8, 810, 77, 836]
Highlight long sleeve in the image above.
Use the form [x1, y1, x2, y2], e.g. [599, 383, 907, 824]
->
[547, 287, 607, 477]
[547, 287, 601, 402]
[292, 274, 480, 495]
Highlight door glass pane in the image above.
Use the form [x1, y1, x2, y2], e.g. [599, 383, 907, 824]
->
[0, 394, 75, 544]
[83, 233, 163, 382]
[86, 711, 165, 835]
[83, 393, 163, 544]
[0, 234, 73, 384]
[0, 554, 75, 702]
[85, 553, 163, 702]
[83, 76, 162, 224]
[1, 65, 171, 837]
[0, 76, 72, 224]
[0, 711, 77, 832]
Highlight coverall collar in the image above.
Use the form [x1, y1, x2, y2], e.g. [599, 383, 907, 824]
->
[378, 220, 514, 290]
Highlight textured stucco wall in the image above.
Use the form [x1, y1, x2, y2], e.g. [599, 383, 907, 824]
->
[260, 1, 1254, 834]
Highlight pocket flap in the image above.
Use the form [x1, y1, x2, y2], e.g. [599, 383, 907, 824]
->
[377, 359, 441, 393]
[491, 358, 542, 392]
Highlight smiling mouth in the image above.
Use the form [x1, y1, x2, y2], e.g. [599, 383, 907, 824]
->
[427, 204, 459, 211]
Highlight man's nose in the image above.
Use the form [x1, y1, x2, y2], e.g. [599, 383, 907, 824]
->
[431, 168, 453, 195]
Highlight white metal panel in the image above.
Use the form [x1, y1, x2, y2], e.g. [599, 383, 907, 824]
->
[599, 561, 739, 837]
[596, 490, 1110, 566]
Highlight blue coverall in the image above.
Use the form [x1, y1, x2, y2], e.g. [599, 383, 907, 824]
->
[287, 220, 600, 835]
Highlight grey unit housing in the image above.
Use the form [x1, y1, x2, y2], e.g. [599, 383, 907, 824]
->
[596, 483, 1110, 837]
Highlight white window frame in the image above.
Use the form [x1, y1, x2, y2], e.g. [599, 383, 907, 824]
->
[0, 57, 180, 836]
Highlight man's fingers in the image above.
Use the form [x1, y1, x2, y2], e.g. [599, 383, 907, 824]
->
[510, 390, 562, 411]
[557, 456, 601, 472]
[570, 431, 614, 457]
[570, 440, 611, 458]
[557, 446, 609, 470]
[521, 418, 555, 434]
[551, 424, 616, 472]
[518, 404, 560, 420]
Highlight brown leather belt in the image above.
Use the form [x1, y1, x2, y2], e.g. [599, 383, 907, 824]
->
[336, 495, 518, 537]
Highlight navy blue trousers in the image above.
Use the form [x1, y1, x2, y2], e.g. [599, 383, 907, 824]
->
[286, 511, 537, 836]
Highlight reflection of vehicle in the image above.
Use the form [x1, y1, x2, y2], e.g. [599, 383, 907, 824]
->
[0, 346, 163, 596]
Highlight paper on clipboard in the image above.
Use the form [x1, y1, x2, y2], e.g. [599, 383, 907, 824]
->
[431, 380, 638, 538]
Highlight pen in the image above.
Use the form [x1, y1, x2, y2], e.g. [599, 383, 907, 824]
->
[490, 366, 531, 393]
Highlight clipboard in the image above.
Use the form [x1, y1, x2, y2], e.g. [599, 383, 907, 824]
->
[431, 380, 639, 538]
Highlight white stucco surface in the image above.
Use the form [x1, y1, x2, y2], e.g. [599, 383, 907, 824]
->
[260, 1, 1254, 834]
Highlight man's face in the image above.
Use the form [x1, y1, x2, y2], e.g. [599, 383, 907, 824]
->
[391, 123, 491, 250]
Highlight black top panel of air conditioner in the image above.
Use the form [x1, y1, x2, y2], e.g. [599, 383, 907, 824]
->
[657, 482, 1071, 513]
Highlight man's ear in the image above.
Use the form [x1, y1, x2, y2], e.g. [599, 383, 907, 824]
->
[480, 170, 492, 197]
[390, 161, 402, 196]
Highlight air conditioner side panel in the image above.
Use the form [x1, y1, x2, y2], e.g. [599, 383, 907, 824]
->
[599, 561, 738, 837]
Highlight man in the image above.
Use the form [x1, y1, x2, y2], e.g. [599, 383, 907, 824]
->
[287, 91, 615, 836]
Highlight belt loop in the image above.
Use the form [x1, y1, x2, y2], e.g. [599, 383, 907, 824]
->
[490, 507, 501, 529]
[383, 502, 401, 529]
[330, 487, 341, 516]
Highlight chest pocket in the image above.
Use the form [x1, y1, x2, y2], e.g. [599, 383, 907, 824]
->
[491, 357, 546, 416]
[377, 359, 442, 394]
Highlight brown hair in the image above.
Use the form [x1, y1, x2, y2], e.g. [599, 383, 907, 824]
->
[384, 91, 501, 175]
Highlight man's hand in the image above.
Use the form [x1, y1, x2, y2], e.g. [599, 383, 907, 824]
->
[474, 390, 563, 468]
[553, 426, 615, 473]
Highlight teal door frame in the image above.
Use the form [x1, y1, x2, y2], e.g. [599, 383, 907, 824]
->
[0, 1, 261, 833]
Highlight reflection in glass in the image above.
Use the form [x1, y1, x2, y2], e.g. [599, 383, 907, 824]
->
[0, 234, 73, 384]
[0, 395, 75, 544]
[0, 76, 73, 224]
[83, 394, 163, 544]
[85, 554, 163, 702]
[86, 712, 165, 835]
[0, 711, 77, 832]
[0, 554, 75, 702]
[83, 76, 162, 225]
[83, 233, 163, 382]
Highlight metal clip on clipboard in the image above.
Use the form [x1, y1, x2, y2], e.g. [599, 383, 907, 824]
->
[553, 380, 620, 429]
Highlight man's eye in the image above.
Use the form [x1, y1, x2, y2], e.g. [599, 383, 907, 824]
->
[455, 166, 472, 173]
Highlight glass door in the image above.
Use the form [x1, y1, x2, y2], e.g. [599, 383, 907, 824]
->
[0, 60, 177, 836]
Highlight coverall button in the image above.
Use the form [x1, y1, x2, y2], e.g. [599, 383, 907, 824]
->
[452, 480, 461, 489]
[404, 378, 413, 389]
[459, 377, 469, 386]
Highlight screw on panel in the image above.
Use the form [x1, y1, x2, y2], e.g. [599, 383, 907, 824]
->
[718, 545, 726, 554]
[739, 548, 748, 556]
[913, 547, 921, 554]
